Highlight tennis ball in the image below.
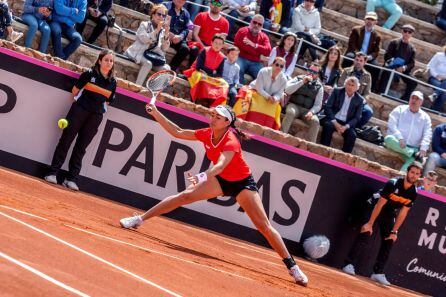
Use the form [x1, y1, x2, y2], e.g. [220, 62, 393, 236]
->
[58, 118, 68, 129]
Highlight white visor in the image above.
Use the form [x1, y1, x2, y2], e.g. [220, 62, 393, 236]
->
[214, 105, 234, 123]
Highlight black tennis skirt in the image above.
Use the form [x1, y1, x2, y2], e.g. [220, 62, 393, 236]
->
[215, 174, 258, 197]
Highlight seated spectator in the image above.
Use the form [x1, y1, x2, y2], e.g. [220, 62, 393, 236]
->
[187, 0, 208, 21]
[222, 45, 241, 106]
[338, 52, 373, 130]
[418, 170, 438, 192]
[295, 0, 324, 12]
[223, 0, 257, 40]
[343, 12, 381, 92]
[378, 24, 417, 102]
[50, 0, 86, 60]
[0, 1, 23, 43]
[427, 46, 446, 112]
[234, 58, 287, 129]
[366, 0, 402, 30]
[259, 0, 294, 33]
[163, 0, 191, 72]
[436, 0, 446, 32]
[384, 91, 432, 172]
[184, 33, 228, 107]
[320, 77, 363, 153]
[268, 32, 298, 80]
[281, 62, 323, 142]
[76, 0, 111, 44]
[234, 15, 271, 84]
[125, 4, 170, 85]
[290, 0, 321, 62]
[22, 0, 53, 53]
[188, 0, 229, 66]
[318, 45, 342, 102]
[424, 123, 446, 177]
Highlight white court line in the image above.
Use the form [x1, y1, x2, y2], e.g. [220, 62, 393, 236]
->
[224, 241, 277, 258]
[0, 250, 89, 297]
[0, 211, 182, 297]
[0, 205, 48, 221]
[234, 253, 283, 268]
[67, 225, 253, 281]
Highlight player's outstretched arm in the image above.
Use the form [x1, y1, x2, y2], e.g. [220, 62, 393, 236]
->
[145, 104, 197, 140]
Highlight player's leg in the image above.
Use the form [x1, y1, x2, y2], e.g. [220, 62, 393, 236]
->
[236, 189, 308, 286]
[120, 176, 223, 228]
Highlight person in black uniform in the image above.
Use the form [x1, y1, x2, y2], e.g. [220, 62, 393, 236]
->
[342, 161, 422, 286]
[44, 49, 117, 191]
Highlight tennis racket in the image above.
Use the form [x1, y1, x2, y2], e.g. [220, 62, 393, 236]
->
[145, 69, 177, 111]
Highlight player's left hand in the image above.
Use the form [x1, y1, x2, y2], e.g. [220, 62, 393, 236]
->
[385, 234, 398, 242]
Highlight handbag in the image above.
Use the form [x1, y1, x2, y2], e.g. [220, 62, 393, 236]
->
[143, 30, 166, 67]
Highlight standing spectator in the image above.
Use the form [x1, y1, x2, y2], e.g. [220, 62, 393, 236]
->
[366, 0, 402, 30]
[234, 15, 272, 84]
[22, 0, 53, 53]
[76, 0, 112, 44]
[125, 4, 170, 86]
[378, 24, 417, 102]
[436, 0, 446, 32]
[163, 0, 191, 72]
[295, 0, 324, 11]
[338, 52, 373, 129]
[223, 0, 257, 40]
[188, 0, 229, 66]
[50, 0, 87, 60]
[384, 91, 432, 172]
[259, 0, 294, 33]
[281, 62, 323, 142]
[222, 45, 241, 106]
[187, 0, 207, 21]
[427, 46, 446, 112]
[0, 1, 23, 42]
[234, 58, 287, 129]
[320, 77, 364, 153]
[318, 45, 342, 101]
[342, 162, 422, 286]
[424, 123, 446, 176]
[268, 32, 298, 79]
[344, 12, 381, 92]
[290, 0, 321, 62]
[44, 49, 116, 191]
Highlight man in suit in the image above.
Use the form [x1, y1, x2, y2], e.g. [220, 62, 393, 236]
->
[343, 12, 381, 92]
[320, 76, 364, 153]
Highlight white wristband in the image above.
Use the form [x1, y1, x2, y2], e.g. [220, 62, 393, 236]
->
[195, 172, 207, 183]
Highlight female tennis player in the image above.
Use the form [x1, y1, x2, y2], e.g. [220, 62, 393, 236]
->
[120, 104, 309, 286]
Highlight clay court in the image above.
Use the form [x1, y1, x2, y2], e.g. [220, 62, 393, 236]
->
[0, 167, 426, 297]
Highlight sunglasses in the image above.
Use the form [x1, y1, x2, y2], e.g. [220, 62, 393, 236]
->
[307, 69, 318, 74]
[155, 12, 166, 18]
[403, 29, 414, 34]
[211, 0, 223, 7]
[274, 63, 285, 68]
[304, 0, 315, 2]
[252, 20, 264, 27]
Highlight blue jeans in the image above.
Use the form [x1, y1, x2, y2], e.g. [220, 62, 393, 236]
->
[436, 17, 446, 32]
[237, 57, 263, 84]
[424, 152, 446, 176]
[227, 84, 238, 107]
[358, 103, 373, 129]
[22, 14, 51, 53]
[428, 76, 446, 112]
[50, 21, 82, 60]
[188, 0, 207, 21]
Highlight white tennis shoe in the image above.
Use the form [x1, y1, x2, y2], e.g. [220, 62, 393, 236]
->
[342, 264, 356, 275]
[120, 214, 143, 229]
[370, 273, 391, 286]
[44, 174, 57, 184]
[289, 264, 308, 286]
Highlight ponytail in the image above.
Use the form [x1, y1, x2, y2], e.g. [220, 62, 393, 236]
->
[227, 107, 250, 141]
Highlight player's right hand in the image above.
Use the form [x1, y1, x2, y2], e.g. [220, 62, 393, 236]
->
[360, 222, 373, 235]
[145, 103, 157, 115]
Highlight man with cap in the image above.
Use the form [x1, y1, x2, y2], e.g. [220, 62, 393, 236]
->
[343, 11, 382, 92]
[366, 0, 402, 30]
[378, 24, 417, 101]
[384, 91, 432, 172]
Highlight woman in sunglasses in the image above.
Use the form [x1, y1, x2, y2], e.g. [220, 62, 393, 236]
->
[125, 4, 171, 85]
[268, 32, 298, 80]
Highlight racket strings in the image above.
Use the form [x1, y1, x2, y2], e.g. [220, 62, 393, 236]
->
[147, 73, 175, 92]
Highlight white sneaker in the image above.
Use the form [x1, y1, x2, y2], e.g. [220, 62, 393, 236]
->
[62, 179, 79, 191]
[428, 93, 438, 103]
[120, 214, 143, 229]
[370, 273, 391, 286]
[9, 31, 23, 43]
[44, 174, 57, 184]
[289, 264, 308, 287]
[342, 264, 356, 275]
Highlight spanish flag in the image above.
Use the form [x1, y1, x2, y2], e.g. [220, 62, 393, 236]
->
[233, 86, 282, 130]
[188, 70, 229, 107]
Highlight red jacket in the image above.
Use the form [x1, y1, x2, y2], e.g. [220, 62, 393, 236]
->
[234, 27, 271, 62]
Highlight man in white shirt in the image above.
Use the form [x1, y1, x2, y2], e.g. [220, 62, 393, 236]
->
[427, 47, 446, 112]
[384, 91, 432, 172]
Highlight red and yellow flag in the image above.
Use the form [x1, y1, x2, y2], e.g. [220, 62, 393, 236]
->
[233, 86, 282, 130]
[188, 70, 229, 107]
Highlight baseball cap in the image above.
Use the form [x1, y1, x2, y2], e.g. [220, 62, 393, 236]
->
[365, 12, 378, 20]
[402, 24, 415, 32]
[213, 105, 234, 122]
[411, 90, 424, 100]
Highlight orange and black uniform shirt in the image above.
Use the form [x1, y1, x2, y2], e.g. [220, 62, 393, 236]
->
[380, 177, 417, 212]
[74, 68, 117, 114]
